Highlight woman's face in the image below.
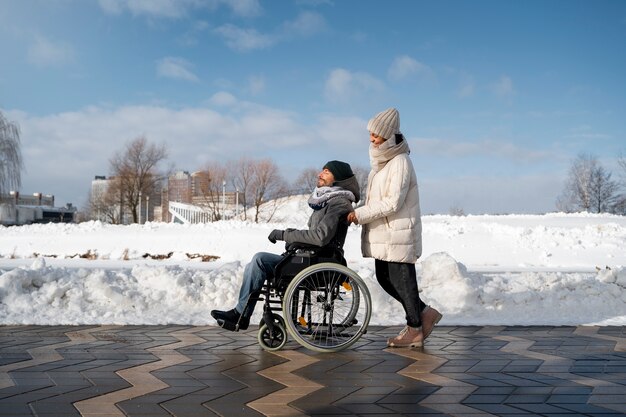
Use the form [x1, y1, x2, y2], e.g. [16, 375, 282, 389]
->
[370, 131, 386, 147]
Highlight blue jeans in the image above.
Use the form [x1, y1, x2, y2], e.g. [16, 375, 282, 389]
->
[235, 252, 283, 318]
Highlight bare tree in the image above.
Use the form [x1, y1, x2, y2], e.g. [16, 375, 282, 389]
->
[449, 203, 466, 216]
[86, 186, 120, 224]
[0, 111, 24, 197]
[109, 136, 168, 223]
[294, 164, 368, 203]
[589, 165, 618, 213]
[352, 165, 369, 206]
[293, 167, 319, 194]
[194, 163, 227, 221]
[618, 153, 626, 180]
[556, 153, 618, 213]
[229, 157, 255, 220]
[611, 152, 626, 214]
[251, 159, 287, 223]
[102, 176, 126, 224]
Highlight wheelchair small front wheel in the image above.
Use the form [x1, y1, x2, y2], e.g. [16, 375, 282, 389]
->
[258, 322, 287, 351]
[259, 313, 286, 329]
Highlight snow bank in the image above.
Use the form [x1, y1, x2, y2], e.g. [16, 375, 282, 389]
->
[1, 210, 625, 326]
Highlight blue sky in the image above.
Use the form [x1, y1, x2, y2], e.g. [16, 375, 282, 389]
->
[1, 0, 625, 214]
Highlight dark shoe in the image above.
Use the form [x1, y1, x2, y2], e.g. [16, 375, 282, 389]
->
[210, 309, 250, 331]
[421, 306, 443, 340]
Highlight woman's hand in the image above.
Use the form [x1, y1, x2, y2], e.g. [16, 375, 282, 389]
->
[347, 211, 359, 225]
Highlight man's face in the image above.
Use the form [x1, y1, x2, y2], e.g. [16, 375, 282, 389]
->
[317, 168, 335, 187]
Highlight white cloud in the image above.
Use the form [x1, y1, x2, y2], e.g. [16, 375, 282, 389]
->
[177, 20, 210, 46]
[247, 75, 266, 95]
[413, 137, 551, 163]
[213, 11, 328, 52]
[388, 55, 434, 82]
[324, 68, 385, 104]
[27, 36, 74, 67]
[491, 75, 515, 98]
[458, 82, 475, 98]
[213, 24, 275, 51]
[281, 11, 328, 37]
[8, 102, 320, 206]
[97, 0, 124, 14]
[8, 102, 564, 215]
[421, 174, 562, 215]
[99, 0, 187, 18]
[315, 114, 366, 148]
[295, 0, 333, 5]
[443, 67, 475, 98]
[566, 125, 612, 140]
[209, 91, 237, 106]
[351, 31, 367, 43]
[227, 0, 262, 18]
[457, 73, 475, 98]
[156, 57, 199, 82]
[98, 0, 263, 19]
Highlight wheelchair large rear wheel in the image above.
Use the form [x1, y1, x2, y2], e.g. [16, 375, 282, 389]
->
[282, 263, 371, 352]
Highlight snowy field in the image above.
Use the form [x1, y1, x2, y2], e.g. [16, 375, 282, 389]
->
[1, 196, 625, 327]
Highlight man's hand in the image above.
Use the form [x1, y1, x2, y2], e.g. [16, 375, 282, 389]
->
[268, 229, 284, 244]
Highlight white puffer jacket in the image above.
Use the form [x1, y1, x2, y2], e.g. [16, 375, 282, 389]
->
[354, 137, 422, 263]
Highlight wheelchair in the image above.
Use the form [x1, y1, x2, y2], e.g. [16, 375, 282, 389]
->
[249, 223, 372, 353]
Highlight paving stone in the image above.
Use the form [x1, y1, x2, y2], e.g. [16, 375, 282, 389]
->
[0, 325, 624, 417]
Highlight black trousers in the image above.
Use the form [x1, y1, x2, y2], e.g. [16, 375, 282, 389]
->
[375, 259, 427, 328]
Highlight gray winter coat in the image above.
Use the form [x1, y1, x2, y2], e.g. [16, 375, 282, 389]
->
[283, 175, 360, 248]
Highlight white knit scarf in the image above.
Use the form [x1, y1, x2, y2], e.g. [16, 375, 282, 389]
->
[308, 186, 355, 210]
[369, 136, 410, 172]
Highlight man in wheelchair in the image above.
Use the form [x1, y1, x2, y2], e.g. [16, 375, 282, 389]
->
[211, 160, 360, 331]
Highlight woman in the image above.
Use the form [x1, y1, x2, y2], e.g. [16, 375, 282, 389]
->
[347, 107, 442, 348]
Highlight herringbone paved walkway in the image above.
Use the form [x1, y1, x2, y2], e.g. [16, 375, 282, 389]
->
[0, 325, 624, 417]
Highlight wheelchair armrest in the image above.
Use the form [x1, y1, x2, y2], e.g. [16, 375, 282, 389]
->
[285, 242, 321, 252]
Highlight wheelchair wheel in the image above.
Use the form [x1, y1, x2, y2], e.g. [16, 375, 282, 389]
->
[258, 322, 287, 351]
[282, 262, 371, 353]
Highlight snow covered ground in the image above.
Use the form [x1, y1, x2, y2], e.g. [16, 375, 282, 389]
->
[1, 196, 625, 327]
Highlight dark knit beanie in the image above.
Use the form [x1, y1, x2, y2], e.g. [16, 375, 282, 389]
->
[323, 160, 354, 182]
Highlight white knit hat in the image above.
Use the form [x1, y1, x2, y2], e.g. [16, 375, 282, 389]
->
[367, 107, 400, 140]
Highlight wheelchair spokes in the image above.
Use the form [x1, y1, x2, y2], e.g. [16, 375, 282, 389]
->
[282, 263, 371, 352]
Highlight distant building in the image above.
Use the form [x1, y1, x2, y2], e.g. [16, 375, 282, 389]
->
[191, 171, 210, 197]
[91, 175, 108, 198]
[168, 171, 192, 204]
[90, 175, 114, 222]
[0, 191, 76, 225]
[88, 170, 244, 224]
[90, 175, 161, 224]
[158, 171, 191, 222]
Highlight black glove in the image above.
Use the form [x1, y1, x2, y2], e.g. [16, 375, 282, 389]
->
[268, 229, 284, 244]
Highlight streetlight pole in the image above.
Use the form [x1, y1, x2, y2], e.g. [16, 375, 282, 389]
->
[146, 195, 149, 223]
[222, 180, 226, 220]
[138, 191, 142, 224]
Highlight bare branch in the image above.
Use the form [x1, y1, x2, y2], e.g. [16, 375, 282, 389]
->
[0, 111, 24, 196]
[293, 167, 319, 194]
[194, 163, 227, 221]
[250, 159, 287, 223]
[109, 136, 168, 223]
[556, 153, 618, 213]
